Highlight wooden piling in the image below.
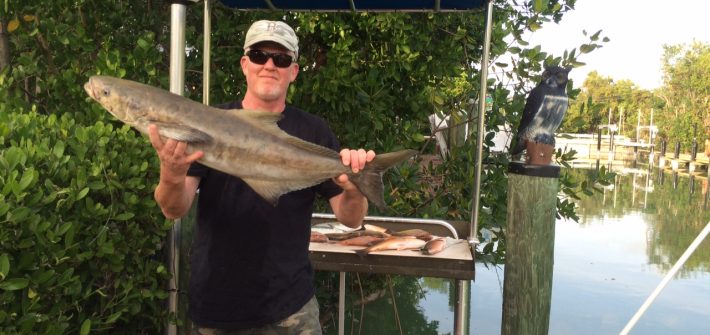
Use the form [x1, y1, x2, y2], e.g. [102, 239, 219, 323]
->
[502, 163, 560, 335]
[659, 140, 667, 168]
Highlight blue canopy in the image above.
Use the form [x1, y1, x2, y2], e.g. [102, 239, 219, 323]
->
[219, 0, 486, 11]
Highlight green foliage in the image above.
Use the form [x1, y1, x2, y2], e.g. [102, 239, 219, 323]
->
[561, 71, 663, 138]
[0, 110, 170, 333]
[561, 41, 709, 154]
[656, 41, 710, 149]
[0, 0, 167, 122]
[555, 148, 616, 222]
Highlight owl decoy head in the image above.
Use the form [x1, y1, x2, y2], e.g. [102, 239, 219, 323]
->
[541, 66, 572, 88]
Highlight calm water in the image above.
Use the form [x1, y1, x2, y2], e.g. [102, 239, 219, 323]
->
[324, 166, 710, 334]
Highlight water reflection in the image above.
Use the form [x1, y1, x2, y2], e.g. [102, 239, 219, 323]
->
[477, 166, 709, 334]
[321, 275, 441, 335]
[328, 165, 710, 334]
[573, 166, 710, 276]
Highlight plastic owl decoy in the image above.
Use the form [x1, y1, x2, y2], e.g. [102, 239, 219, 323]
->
[510, 66, 571, 164]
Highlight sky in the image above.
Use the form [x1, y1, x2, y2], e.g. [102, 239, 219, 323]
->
[525, 0, 710, 90]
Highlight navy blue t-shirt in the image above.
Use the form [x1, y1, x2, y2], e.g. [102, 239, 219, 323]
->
[186, 102, 342, 330]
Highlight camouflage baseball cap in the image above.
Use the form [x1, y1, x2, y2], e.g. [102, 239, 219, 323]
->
[243, 20, 299, 59]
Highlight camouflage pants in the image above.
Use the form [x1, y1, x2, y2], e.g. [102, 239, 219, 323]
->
[192, 296, 322, 335]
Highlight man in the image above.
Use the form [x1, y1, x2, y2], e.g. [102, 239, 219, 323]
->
[149, 20, 374, 334]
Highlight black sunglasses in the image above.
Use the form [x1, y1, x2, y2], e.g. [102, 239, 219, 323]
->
[246, 49, 294, 68]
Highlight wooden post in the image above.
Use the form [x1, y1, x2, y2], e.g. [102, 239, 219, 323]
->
[502, 163, 560, 335]
[597, 128, 602, 154]
[661, 139, 667, 156]
[659, 140, 667, 168]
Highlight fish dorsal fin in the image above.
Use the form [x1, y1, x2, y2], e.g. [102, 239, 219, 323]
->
[151, 121, 213, 143]
[242, 177, 324, 206]
[236, 108, 340, 159]
[234, 109, 284, 132]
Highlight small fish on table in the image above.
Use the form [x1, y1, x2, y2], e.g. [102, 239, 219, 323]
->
[354, 236, 426, 257]
[310, 231, 329, 243]
[420, 237, 460, 255]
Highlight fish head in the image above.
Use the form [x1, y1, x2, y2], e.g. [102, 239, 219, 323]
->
[84, 76, 145, 124]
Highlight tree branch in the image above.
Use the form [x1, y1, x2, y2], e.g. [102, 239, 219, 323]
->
[0, 16, 10, 72]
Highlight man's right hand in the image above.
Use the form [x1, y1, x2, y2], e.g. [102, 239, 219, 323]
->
[148, 124, 204, 183]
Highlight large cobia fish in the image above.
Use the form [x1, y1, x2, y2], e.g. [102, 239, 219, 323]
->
[84, 76, 417, 209]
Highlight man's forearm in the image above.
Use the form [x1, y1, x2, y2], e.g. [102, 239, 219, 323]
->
[154, 178, 194, 219]
[333, 189, 368, 228]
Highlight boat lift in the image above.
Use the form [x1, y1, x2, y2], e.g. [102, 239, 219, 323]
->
[166, 1, 493, 334]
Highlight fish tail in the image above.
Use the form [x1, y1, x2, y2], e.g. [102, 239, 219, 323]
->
[349, 149, 417, 210]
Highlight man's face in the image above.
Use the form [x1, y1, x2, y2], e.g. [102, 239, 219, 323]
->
[241, 43, 299, 103]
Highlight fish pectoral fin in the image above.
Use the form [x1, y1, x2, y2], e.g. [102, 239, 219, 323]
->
[242, 178, 322, 206]
[152, 121, 212, 143]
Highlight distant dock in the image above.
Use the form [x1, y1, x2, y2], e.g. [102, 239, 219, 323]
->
[556, 133, 709, 174]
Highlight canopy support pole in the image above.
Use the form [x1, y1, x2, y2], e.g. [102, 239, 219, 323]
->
[453, 279, 471, 335]
[338, 272, 346, 335]
[469, 0, 494, 246]
[203, 0, 212, 106]
[167, 3, 186, 335]
[620, 220, 710, 335]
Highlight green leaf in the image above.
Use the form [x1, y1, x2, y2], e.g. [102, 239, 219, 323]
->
[76, 187, 90, 200]
[35, 269, 56, 285]
[105, 311, 122, 324]
[137, 38, 150, 50]
[533, 0, 549, 12]
[0, 254, 9, 280]
[56, 222, 73, 236]
[53, 141, 66, 158]
[590, 29, 602, 41]
[88, 181, 106, 190]
[114, 212, 135, 221]
[80, 319, 91, 335]
[4, 147, 26, 171]
[0, 278, 29, 290]
[579, 44, 596, 54]
[18, 168, 36, 192]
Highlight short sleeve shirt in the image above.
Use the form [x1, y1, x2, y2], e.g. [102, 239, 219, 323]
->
[186, 101, 342, 330]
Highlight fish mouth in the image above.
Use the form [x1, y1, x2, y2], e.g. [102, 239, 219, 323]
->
[84, 79, 96, 99]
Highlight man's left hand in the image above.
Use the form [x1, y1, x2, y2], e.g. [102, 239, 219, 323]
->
[334, 148, 376, 189]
